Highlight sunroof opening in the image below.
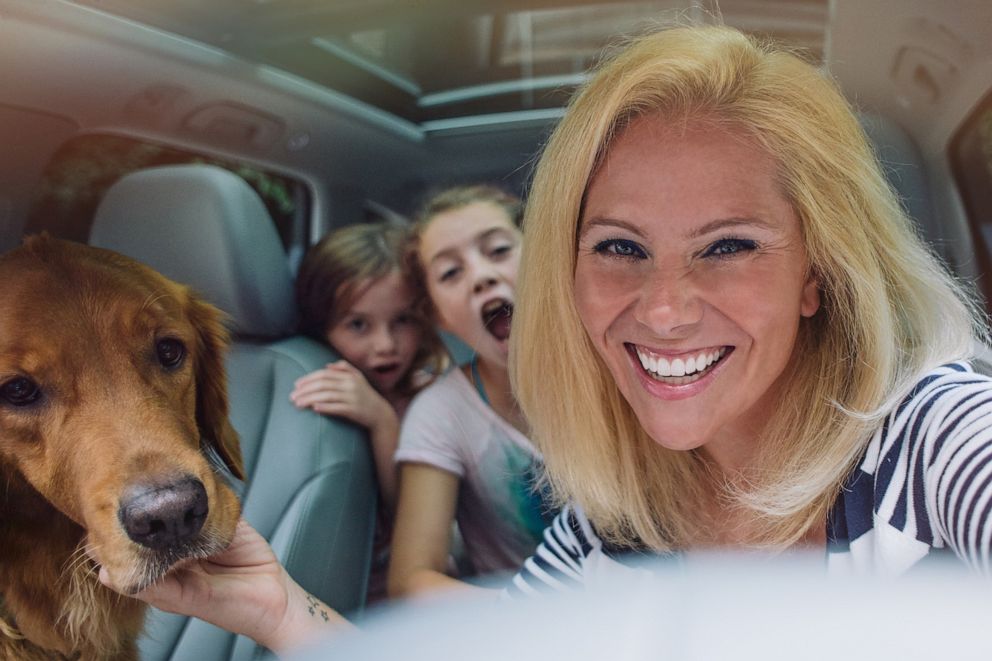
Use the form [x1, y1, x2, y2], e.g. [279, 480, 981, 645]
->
[68, 0, 828, 128]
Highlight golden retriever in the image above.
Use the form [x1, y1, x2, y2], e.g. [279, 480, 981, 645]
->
[0, 235, 244, 660]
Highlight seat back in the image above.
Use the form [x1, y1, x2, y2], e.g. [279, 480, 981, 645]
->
[90, 164, 376, 660]
[858, 112, 938, 257]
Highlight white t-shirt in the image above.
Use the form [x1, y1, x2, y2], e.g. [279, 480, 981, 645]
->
[395, 367, 555, 576]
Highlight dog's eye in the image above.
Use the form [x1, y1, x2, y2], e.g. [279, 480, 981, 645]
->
[1, 376, 42, 407]
[156, 338, 187, 369]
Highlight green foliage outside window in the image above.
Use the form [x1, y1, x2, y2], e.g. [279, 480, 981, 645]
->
[27, 134, 305, 250]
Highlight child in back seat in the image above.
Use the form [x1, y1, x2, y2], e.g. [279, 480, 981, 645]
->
[291, 220, 447, 603]
[388, 185, 558, 598]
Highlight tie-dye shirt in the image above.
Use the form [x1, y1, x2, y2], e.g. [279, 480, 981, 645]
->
[396, 367, 556, 576]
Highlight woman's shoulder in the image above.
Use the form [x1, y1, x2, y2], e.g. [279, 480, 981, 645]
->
[866, 360, 992, 467]
[894, 361, 992, 415]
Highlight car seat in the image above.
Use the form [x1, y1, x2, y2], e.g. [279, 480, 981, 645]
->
[89, 164, 377, 660]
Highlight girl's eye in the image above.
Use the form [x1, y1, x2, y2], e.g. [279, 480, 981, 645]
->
[438, 266, 461, 283]
[346, 318, 368, 333]
[592, 238, 647, 260]
[394, 313, 415, 326]
[489, 243, 513, 259]
[702, 238, 758, 259]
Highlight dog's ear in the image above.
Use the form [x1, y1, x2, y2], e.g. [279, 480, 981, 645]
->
[187, 294, 246, 481]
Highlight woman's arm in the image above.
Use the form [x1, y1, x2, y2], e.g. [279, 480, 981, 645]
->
[99, 520, 352, 656]
[387, 463, 492, 599]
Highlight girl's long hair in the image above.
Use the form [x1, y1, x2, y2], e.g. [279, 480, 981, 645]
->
[296, 221, 447, 397]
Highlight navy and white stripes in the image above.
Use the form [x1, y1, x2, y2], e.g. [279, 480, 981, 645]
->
[509, 363, 992, 593]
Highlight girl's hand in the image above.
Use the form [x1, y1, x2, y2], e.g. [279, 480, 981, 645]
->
[291, 360, 402, 506]
[290, 361, 394, 430]
[98, 519, 349, 654]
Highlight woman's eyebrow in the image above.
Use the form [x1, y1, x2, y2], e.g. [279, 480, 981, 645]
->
[577, 217, 647, 239]
[579, 216, 772, 240]
[687, 217, 774, 238]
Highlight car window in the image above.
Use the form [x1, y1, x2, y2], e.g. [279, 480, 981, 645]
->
[949, 89, 992, 306]
[24, 133, 311, 253]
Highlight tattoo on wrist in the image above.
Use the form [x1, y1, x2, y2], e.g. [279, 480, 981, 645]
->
[305, 593, 331, 622]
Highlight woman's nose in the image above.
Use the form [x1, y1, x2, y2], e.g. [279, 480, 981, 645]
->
[633, 269, 703, 335]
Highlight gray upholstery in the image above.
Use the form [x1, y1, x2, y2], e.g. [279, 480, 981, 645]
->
[858, 113, 937, 253]
[90, 165, 377, 661]
[90, 165, 295, 337]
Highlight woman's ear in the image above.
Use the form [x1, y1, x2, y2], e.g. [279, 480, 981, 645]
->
[800, 270, 821, 318]
[187, 293, 246, 481]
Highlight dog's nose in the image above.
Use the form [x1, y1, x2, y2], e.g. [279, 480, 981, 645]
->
[118, 478, 209, 550]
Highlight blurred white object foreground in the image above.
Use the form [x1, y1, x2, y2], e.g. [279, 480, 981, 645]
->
[292, 553, 991, 660]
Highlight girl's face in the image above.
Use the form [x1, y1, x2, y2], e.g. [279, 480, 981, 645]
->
[325, 270, 422, 394]
[573, 117, 820, 471]
[417, 201, 521, 369]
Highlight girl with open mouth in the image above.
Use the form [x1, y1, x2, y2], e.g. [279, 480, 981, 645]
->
[388, 185, 557, 600]
[290, 221, 448, 603]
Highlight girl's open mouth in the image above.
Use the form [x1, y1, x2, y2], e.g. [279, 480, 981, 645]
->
[481, 299, 513, 341]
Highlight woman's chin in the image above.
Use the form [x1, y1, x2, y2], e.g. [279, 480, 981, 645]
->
[638, 420, 709, 454]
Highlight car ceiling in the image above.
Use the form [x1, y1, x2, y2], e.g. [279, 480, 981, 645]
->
[0, 0, 990, 230]
[64, 0, 829, 128]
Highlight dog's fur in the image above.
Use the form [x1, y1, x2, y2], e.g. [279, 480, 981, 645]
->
[0, 235, 245, 660]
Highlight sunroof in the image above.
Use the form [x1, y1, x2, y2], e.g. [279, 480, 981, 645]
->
[68, 0, 829, 129]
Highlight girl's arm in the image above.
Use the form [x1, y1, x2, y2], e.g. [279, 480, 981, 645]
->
[387, 463, 493, 598]
[290, 361, 400, 507]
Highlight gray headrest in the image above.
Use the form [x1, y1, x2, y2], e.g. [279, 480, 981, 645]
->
[90, 164, 295, 337]
[858, 112, 934, 237]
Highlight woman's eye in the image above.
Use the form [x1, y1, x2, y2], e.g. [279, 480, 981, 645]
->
[702, 238, 758, 259]
[593, 238, 647, 260]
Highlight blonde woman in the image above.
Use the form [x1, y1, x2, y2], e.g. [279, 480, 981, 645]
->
[508, 24, 992, 592]
[98, 25, 992, 654]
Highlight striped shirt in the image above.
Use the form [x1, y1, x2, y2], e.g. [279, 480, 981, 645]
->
[508, 362, 992, 596]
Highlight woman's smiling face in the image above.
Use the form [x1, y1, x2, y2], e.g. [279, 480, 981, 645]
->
[574, 116, 820, 470]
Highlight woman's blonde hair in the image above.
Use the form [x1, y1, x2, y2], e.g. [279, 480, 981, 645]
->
[511, 25, 987, 551]
[296, 221, 447, 397]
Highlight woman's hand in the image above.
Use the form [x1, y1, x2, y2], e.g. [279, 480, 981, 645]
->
[290, 361, 394, 430]
[98, 519, 350, 654]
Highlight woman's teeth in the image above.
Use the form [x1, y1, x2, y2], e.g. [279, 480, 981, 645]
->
[634, 346, 727, 384]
